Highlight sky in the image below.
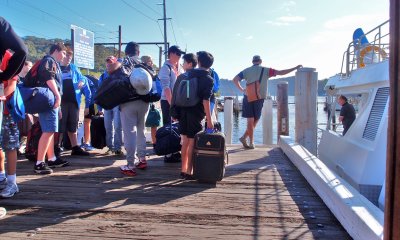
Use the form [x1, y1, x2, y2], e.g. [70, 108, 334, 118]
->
[0, 0, 390, 80]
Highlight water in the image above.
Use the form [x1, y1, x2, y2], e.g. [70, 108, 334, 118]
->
[217, 96, 330, 144]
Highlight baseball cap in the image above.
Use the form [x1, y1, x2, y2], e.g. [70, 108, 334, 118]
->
[106, 56, 117, 64]
[252, 55, 262, 62]
[168, 45, 186, 56]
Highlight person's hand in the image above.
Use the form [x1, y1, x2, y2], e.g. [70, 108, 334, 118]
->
[53, 96, 61, 109]
[0, 96, 6, 101]
[84, 108, 89, 116]
[206, 121, 214, 130]
[296, 65, 303, 70]
[77, 81, 84, 89]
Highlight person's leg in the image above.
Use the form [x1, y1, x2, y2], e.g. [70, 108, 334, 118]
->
[246, 117, 255, 146]
[160, 100, 171, 126]
[113, 107, 123, 152]
[36, 108, 59, 174]
[150, 127, 157, 144]
[103, 109, 113, 151]
[136, 101, 149, 159]
[0, 150, 5, 190]
[186, 138, 195, 176]
[119, 103, 137, 176]
[83, 118, 91, 144]
[180, 135, 189, 174]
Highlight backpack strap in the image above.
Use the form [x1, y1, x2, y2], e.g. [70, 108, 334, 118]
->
[258, 67, 265, 83]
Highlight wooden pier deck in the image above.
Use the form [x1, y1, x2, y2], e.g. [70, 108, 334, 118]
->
[0, 145, 350, 239]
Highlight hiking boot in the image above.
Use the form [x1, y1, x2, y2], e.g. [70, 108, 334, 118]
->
[135, 159, 147, 170]
[120, 165, 136, 176]
[48, 158, 70, 168]
[239, 136, 250, 148]
[81, 143, 95, 151]
[0, 183, 19, 198]
[71, 146, 90, 156]
[0, 178, 7, 190]
[164, 152, 181, 163]
[114, 149, 124, 156]
[34, 162, 53, 174]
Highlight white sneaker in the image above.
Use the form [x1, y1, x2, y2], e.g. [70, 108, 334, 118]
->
[0, 183, 19, 198]
[0, 178, 7, 190]
[0, 207, 6, 219]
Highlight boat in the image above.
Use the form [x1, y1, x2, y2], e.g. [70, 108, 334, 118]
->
[279, 20, 389, 240]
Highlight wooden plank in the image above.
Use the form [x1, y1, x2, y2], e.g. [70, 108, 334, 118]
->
[0, 145, 350, 239]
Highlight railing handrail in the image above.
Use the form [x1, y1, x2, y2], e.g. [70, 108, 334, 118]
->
[340, 20, 389, 77]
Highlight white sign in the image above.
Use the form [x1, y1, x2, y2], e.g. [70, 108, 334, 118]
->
[71, 25, 94, 69]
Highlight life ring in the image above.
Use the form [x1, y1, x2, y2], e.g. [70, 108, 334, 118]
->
[358, 45, 387, 68]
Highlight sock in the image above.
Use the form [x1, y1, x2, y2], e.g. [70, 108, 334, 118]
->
[0, 171, 5, 180]
[7, 174, 16, 184]
[48, 156, 56, 162]
[36, 161, 45, 165]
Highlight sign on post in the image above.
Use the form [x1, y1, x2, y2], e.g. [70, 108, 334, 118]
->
[71, 25, 94, 69]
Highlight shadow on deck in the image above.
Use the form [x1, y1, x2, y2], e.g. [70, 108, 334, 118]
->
[0, 145, 351, 239]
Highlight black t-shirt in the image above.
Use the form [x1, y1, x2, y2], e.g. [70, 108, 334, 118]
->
[340, 102, 356, 134]
[60, 65, 76, 103]
[37, 55, 63, 96]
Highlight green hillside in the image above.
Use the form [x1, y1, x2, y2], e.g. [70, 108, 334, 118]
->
[23, 36, 122, 77]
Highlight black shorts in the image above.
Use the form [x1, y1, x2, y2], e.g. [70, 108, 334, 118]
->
[179, 106, 205, 138]
[84, 104, 96, 119]
[59, 101, 79, 133]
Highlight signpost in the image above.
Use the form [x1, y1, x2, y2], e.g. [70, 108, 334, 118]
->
[71, 25, 94, 69]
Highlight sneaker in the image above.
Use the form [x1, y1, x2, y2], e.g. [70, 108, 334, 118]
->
[81, 143, 95, 151]
[34, 162, 53, 174]
[239, 136, 250, 148]
[0, 183, 19, 198]
[105, 148, 113, 154]
[114, 149, 124, 156]
[48, 158, 70, 168]
[71, 146, 90, 156]
[164, 152, 181, 163]
[0, 178, 7, 190]
[135, 159, 147, 170]
[248, 143, 255, 149]
[120, 165, 136, 176]
[184, 174, 195, 180]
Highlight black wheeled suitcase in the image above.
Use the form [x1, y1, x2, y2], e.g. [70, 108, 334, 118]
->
[90, 115, 106, 149]
[193, 131, 228, 183]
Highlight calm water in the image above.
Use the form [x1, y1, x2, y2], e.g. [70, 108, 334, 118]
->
[217, 96, 330, 144]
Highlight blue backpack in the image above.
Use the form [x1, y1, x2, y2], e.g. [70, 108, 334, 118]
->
[210, 68, 220, 94]
[7, 85, 25, 122]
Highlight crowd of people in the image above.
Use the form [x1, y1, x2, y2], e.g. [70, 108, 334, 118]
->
[0, 16, 307, 219]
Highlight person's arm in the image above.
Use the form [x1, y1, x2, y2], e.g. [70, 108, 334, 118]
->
[0, 18, 28, 81]
[159, 65, 172, 104]
[275, 65, 303, 76]
[47, 79, 61, 109]
[203, 99, 214, 130]
[4, 79, 17, 97]
[339, 106, 345, 122]
[233, 73, 245, 93]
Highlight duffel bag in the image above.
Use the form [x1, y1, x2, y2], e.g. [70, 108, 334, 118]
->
[154, 122, 181, 155]
[18, 86, 55, 114]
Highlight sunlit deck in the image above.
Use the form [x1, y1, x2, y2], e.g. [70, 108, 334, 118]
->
[0, 145, 350, 239]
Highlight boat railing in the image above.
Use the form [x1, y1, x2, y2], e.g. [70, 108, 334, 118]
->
[340, 20, 390, 77]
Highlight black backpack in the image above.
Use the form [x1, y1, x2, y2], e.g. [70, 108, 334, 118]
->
[173, 72, 200, 107]
[94, 69, 140, 110]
